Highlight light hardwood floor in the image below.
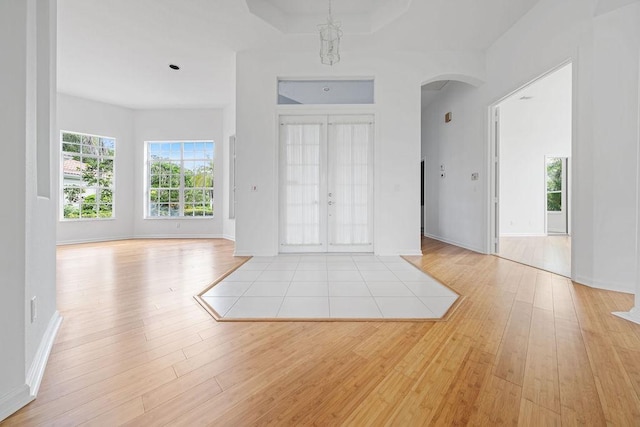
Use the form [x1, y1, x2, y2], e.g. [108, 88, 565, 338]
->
[499, 235, 571, 278]
[3, 237, 640, 426]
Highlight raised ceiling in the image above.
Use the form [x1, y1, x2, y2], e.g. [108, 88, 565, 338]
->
[245, 0, 411, 33]
[57, 0, 541, 109]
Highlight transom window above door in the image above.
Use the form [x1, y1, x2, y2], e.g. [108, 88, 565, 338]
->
[277, 79, 374, 105]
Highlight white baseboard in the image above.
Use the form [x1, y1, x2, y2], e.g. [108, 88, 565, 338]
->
[58, 235, 232, 245]
[0, 312, 63, 422]
[233, 250, 272, 256]
[573, 275, 634, 294]
[26, 311, 63, 396]
[613, 307, 640, 325]
[222, 234, 236, 242]
[499, 233, 548, 237]
[132, 234, 225, 239]
[0, 385, 32, 422]
[423, 233, 486, 254]
[56, 235, 130, 245]
[376, 250, 423, 256]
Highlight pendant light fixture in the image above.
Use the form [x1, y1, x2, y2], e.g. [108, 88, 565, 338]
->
[318, 0, 342, 65]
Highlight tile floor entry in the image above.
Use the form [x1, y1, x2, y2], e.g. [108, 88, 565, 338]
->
[199, 254, 459, 320]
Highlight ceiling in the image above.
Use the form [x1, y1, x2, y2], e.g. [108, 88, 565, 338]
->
[245, 0, 411, 33]
[57, 0, 541, 109]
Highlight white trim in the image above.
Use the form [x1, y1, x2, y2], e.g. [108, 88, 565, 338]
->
[376, 250, 423, 257]
[132, 234, 225, 240]
[234, 250, 275, 257]
[613, 308, 640, 325]
[499, 233, 548, 237]
[574, 275, 635, 294]
[222, 234, 235, 242]
[424, 233, 487, 254]
[0, 313, 62, 421]
[0, 384, 32, 422]
[56, 235, 131, 245]
[57, 235, 228, 245]
[26, 311, 62, 397]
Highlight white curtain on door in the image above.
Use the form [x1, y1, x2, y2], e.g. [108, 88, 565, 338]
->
[282, 123, 322, 245]
[329, 121, 372, 246]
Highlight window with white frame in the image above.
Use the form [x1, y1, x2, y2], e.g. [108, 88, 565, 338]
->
[146, 141, 215, 217]
[61, 131, 115, 220]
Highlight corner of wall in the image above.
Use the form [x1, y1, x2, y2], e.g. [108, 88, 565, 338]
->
[0, 385, 32, 423]
[25, 311, 62, 397]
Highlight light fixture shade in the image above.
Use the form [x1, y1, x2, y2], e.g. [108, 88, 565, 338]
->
[318, 17, 342, 66]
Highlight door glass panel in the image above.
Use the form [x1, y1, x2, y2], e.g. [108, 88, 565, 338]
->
[281, 123, 322, 245]
[329, 121, 372, 246]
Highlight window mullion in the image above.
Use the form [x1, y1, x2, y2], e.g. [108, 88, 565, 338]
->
[180, 144, 185, 216]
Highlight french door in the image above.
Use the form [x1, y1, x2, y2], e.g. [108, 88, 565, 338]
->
[279, 114, 374, 253]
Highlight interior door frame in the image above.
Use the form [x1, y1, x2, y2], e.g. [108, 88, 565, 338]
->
[487, 59, 575, 279]
[489, 106, 500, 254]
[277, 111, 375, 253]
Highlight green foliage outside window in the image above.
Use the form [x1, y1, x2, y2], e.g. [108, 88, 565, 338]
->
[546, 158, 562, 212]
[147, 141, 214, 217]
[62, 132, 115, 219]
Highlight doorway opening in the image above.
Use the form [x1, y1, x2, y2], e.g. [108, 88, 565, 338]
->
[490, 62, 573, 277]
[278, 114, 374, 253]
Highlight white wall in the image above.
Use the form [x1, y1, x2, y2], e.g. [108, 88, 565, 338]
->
[422, 0, 640, 292]
[133, 109, 224, 238]
[421, 82, 486, 252]
[498, 64, 572, 236]
[57, 94, 135, 243]
[588, 2, 640, 291]
[1, 0, 29, 413]
[234, 51, 463, 256]
[1, 0, 59, 420]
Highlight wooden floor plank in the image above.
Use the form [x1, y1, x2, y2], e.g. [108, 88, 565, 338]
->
[551, 274, 578, 323]
[466, 374, 522, 425]
[522, 307, 561, 413]
[517, 398, 562, 426]
[581, 329, 640, 425]
[554, 317, 607, 425]
[493, 300, 533, 386]
[429, 347, 494, 425]
[385, 333, 475, 425]
[79, 397, 145, 427]
[3, 238, 640, 426]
